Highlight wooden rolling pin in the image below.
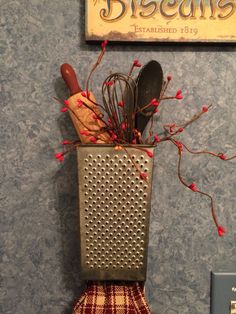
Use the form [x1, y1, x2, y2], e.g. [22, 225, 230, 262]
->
[60, 63, 111, 143]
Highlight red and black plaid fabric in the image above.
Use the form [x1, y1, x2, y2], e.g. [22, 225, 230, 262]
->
[73, 281, 151, 314]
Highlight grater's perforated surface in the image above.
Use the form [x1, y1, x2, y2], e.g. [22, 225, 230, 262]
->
[77, 146, 154, 281]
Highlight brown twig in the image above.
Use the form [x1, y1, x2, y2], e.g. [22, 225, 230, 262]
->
[171, 139, 220, 231]
[160, 105, 213, 142]
[122, 145, 150, 186]
[181, 142, 236, 161]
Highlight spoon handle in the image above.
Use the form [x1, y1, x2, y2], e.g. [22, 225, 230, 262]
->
[60, 63, 82, 96]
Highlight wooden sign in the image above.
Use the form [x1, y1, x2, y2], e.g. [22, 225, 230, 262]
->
[86, 0, 236, 43]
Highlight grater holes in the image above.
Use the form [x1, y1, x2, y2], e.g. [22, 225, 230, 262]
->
[82, 150, 150, 271]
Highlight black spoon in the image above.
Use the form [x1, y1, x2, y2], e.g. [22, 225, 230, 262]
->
[135, 60, 163, 134]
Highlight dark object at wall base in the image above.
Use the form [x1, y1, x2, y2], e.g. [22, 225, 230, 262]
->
[211, 264, 236, 314]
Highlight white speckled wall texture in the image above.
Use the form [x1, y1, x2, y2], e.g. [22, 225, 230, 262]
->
[1, 1, 235, 313]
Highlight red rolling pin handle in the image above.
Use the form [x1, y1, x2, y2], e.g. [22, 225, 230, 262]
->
[60, 63, 82, 96]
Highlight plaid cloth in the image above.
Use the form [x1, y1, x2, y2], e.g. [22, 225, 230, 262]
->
[73, 281, 151, 314]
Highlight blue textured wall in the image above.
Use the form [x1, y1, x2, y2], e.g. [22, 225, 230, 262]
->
[1, 1, 235, 313]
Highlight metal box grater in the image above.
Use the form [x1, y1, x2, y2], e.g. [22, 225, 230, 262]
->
[77, 145, 155, 281]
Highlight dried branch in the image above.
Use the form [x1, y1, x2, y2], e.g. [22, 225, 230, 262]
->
[160, 105, 212, 143]
[181, 142, 236, 161]
[171, 139, 224, 235]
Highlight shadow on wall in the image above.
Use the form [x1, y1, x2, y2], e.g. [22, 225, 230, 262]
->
[53, 77, 86, 314]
